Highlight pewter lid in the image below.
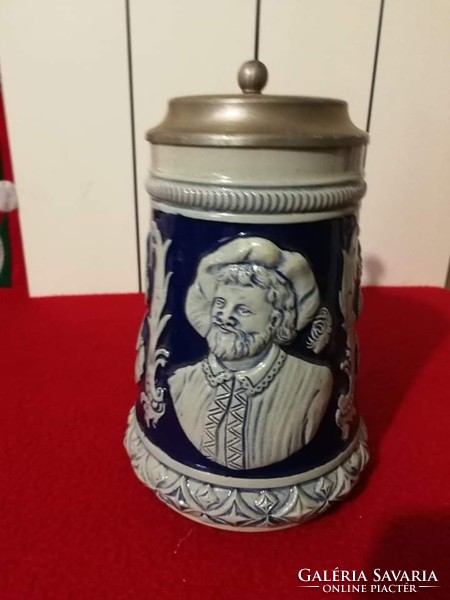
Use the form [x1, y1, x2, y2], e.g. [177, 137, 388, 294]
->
[147, 60, 368, 149]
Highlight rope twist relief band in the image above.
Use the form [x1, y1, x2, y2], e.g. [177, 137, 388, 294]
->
[146, 178, 366, 215]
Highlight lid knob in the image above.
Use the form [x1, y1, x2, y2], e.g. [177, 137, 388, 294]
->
[238, 60, 268, 94]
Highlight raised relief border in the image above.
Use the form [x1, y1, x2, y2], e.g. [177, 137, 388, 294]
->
[146, 178, 366, 214]
[124, 408, 369, 531]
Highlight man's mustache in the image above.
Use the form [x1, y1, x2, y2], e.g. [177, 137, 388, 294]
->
[211, 321, 243, 335]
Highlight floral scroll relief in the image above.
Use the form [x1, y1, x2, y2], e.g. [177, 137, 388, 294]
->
[336, 227, 362, 440]
[137, 221, 173, 428]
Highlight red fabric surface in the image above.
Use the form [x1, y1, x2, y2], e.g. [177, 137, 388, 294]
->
[1, 216, 449, 599]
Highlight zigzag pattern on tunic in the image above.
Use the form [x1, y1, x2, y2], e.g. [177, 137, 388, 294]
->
[201, 382, 232, 462]
[224, 386, 248, 470]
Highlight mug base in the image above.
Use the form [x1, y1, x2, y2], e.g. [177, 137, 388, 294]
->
[124, 407, 369, 531]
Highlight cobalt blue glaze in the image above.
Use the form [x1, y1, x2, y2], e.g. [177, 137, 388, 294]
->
[135, 209, 360, 479]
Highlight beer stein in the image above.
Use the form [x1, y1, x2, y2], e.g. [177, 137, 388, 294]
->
[125, 60, 369, 530]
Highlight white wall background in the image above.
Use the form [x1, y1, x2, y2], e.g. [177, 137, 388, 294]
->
[1, 0, 449, 296]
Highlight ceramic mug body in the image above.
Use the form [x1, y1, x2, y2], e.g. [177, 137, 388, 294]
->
[125, 145, 369, 530]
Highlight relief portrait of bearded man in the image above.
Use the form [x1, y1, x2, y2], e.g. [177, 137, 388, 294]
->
[168, 237, 333, 470]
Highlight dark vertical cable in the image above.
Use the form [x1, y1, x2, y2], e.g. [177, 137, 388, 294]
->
[254, 0, 262, 61]
[125, 0, 142, 293]
[366, 0, 385, 133]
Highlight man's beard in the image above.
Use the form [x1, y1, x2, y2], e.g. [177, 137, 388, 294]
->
[206, 324, 273, 361]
